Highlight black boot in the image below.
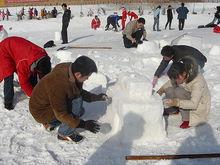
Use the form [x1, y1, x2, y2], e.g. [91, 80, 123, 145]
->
[4, 102, 14, 110]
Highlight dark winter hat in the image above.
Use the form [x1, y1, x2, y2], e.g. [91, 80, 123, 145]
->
[71, 56, 97, 76]
[167, 56, 198, 83]
[62, 3, 67, 8]
[36, 55, 51, 76]
[137, 17, 145, 24]
[161, 45, 175, 57]
[44, 40, 56, 48]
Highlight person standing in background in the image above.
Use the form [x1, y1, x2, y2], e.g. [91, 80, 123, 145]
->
[176, 3, 189, 30]
[61, 3, 71, 44]
[153, 5, 161, 31]
[165, 5, 173, 30]
[121, 7, 127, 30]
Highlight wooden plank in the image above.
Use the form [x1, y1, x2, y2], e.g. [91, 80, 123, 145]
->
[125, 153, 220, 160]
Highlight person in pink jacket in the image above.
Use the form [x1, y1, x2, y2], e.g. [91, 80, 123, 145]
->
[0, 36, 51, 110]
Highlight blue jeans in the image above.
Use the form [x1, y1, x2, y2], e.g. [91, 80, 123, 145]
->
[50, 97, 85, 136]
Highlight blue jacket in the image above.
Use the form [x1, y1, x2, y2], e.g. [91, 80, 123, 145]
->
[176, 6, 189, 19]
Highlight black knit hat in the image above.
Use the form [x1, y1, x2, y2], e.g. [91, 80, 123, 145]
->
[137, 17, 145, 24]
[161, 45, 175, 57]
[36, 56, 51, 76]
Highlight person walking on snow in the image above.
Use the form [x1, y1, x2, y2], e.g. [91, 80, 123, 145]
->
[122, 17, 147, 48]
[152, 45, 207, 88]
[121, 7, 127, 30]
[176, 3, 189, 30]
[0, 36, 51, 110]
[165, 5, 173, 30]
[157, 56, 211, 129]
[61, 3, 71, 44]
[29, 56, 111, 143]
[91, 15, 101, 30]
[153, 5, 161, 31]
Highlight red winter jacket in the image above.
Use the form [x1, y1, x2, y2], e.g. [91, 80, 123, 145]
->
[0, 36, 47, 96]
[91, 18, 101, 29]
[213, 26, 220, 33]
[128, 11, 138, 21]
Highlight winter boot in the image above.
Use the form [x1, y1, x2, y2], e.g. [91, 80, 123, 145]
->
[180, 121, 190, 129]
[4, 102, 14, 110]
[57, 132, 84, 143]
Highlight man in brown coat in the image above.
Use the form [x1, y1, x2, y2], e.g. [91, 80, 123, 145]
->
[29, 56, 110, 143]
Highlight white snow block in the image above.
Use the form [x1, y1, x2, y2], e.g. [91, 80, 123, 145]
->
[175, 35, 202, 51]
[107, 73, 166, 144]
[137, 41, 159, 54]
[55, 51, 72, 63]
[84, 73, 107, 93]
[55, 31, 61, 41]
[209, 45, 220, 56]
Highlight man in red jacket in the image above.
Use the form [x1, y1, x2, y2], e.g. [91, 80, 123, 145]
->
[121, 7, 127, 30]
[127, 11, 138, 21]
[0, 36, 51, 110]
[91, 15, 101, 30]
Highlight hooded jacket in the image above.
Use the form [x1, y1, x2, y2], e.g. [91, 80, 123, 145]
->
[0, 36, 47, 96]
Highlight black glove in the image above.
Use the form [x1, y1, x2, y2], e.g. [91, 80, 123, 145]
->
[143, 38, 148, 41]
[78, 120, 100, 133]
[97, 93, 112, 104]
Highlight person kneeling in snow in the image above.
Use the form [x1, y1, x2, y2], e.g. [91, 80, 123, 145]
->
[0, 36, 51, 110]
[122, 17, 147, 48]
[157, 56, 211, 129]
[29, 56, 111, 143]
[204, 6, 220, 28]
[152, 45, 207, 88]
[91, 15, 101, 30]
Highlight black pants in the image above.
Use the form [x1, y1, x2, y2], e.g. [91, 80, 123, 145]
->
[178, 19, 185, 30]
[123, 29, 143, 48]
[165, 18, 173, 29]
[61, 22, 69, 43]
[4, 75, 14, 105]
[105, 17, 117, 31]
[3, 74, 38, 104]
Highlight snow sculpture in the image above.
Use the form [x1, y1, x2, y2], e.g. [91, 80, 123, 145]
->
[137, 41, 159, 54]
[108, 73, 166, 144]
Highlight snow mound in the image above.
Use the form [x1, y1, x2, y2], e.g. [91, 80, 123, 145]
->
[107, 73, 166, 144]
[84, 72, 108, 93]
[209, 45, 220, 56]
[55, 50, 73, 63]
[137, 41, 159, 54]
[175, 35, 202, 51]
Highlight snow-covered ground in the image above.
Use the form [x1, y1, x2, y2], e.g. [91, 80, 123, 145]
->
[0, 3, 220, 165]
